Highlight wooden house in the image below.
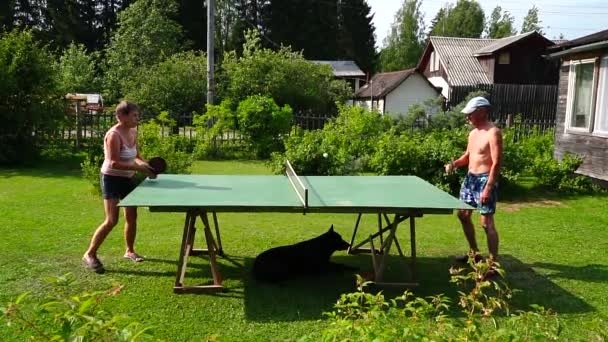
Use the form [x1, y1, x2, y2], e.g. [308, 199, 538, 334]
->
[352, 68, 440, 117]
[547, 29, 608, 181]
[417, 32, 560, 99]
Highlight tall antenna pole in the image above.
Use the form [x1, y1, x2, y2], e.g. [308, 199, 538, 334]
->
[207, 0, 215, 105]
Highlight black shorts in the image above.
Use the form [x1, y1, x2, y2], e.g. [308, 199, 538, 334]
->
[100, 174, 136, 200]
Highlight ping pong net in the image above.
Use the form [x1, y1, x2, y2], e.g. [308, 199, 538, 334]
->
[285, 160, 308, 208]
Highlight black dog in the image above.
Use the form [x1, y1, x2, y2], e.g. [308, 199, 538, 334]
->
[252, 225, 357, 283]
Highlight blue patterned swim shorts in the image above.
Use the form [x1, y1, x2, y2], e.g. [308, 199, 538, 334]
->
[459, 172, 497, 215]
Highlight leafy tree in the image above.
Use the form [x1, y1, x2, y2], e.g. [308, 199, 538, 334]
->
[123, 51, 207, 118]
[103, 0, 186, 104]
[0, 29, 63, 164]
[219, 30, 350, 116]
[237, 95, 293, 158]
[429, 0, 485, 38]
[521, 5, 543, 35]
[485, 6, 516, 38]
[55, 43, 100, 94]
[378, 0, 425, 72]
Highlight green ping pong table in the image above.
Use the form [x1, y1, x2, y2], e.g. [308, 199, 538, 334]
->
[119, 171, 471, 293]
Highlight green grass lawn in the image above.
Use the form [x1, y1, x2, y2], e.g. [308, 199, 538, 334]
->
[1, 160, 608, 340]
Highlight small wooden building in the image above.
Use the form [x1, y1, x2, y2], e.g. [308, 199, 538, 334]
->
[547, 29, 608, 181]
[418, 32, 560, 99]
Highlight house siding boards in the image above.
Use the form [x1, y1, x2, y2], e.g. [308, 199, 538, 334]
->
[552, 30, 608, 181]
[492, 37, 559, 84]
[353, 69, 439, 116]
[429, 36, 493, 86]
[419, 33, 559, 101]
[384, 73, 439, 116]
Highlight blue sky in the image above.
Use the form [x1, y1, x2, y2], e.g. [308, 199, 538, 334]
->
[367, 0, 608, 48]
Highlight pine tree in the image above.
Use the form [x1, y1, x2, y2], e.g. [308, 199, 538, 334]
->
[337, 0, 377, 73]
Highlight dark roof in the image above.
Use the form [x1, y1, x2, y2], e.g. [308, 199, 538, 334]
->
[353, 69, 416, 99]
[550, 29, 608, 50]
[419, 32, 556, 86]
[310, 60, 366, 77]
[474, 31, 553, 56]
[428, 36, 494, 86]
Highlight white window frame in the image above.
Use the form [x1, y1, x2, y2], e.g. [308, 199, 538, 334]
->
[565, 58, 598, 134]
[434, 53, 440, 71]
[430, 51, 437, 72]
[592, 56, 608, 137]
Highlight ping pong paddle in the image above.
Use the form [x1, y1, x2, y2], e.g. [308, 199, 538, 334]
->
[148, 156, 167, 174]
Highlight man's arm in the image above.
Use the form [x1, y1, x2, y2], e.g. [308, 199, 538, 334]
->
[445, 132, 472, 173]
[485, 127, 503, 188]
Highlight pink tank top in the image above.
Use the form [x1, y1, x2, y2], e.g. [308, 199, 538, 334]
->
[100, 128, 137, 178]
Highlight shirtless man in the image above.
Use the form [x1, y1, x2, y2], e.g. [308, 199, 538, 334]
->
[445, 97, 503, 263]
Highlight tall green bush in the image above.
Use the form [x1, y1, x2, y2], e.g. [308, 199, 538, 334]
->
[0, 29, 64, 164]
[219, 30, 351, 116]
[237, 95, 293, 158]
[123, 51, 207, 120]
[271, 105, 391, 175]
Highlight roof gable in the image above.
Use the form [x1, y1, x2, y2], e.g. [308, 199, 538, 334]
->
[428, 36, 494, 86]
[550, 29, 608, 50]
[353, 69, 416, 98]
[473, 31, 553, 56]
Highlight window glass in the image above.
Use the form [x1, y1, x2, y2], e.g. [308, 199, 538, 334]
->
[594, 57, 608, 133]
[498, 52, 510, 64]
[570, 62, 594, 129]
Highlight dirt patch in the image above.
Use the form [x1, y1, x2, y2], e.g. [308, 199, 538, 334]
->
[499, 199, 563, 212]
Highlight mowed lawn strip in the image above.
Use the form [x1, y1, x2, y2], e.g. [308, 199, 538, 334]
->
[1, 160, 607, 340]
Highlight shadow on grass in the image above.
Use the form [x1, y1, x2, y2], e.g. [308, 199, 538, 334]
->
[529, 262, 608, 283]
[93, 250, 596, 322]
[0, 158, 84, 179]
[238, 253, 594, 322]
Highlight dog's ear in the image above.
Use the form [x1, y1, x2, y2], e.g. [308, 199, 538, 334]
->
[329, 224, 334, 232]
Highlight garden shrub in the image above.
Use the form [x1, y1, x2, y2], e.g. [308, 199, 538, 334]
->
[0, 29, 64, 164]
[530, 152, 595, 192]
[137, 117, 193, 174]
[192, 100, 250, 159]
[123, 51, 207, 121]
[269, 127, 353, 175]
[236, 95, 293, 159]
[1, 274, 154, 341]
[369, 128, 468, 194]
[271, 105, 391, 175]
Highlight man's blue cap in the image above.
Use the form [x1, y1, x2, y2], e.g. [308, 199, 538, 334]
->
[461, 97, 491, 114]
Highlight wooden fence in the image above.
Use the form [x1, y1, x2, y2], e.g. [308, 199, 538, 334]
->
[448, 83, 558, 133]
